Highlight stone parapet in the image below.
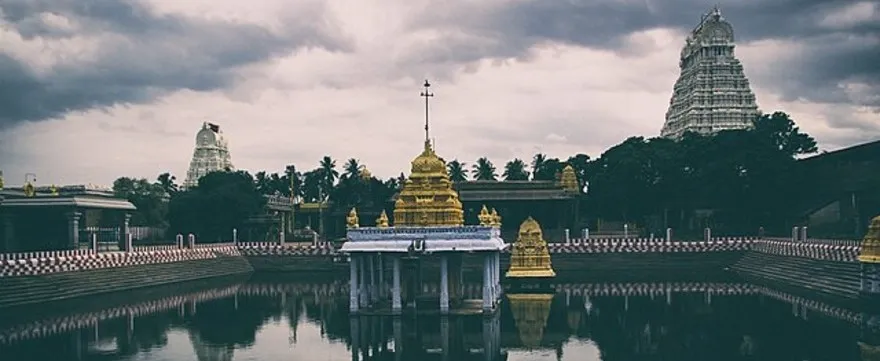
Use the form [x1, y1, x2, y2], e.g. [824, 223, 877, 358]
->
[751, 239, 860, 262]
[0, 245, 242, 277]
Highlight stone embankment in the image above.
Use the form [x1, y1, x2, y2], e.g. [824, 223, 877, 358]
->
[0, 237, 866, 308]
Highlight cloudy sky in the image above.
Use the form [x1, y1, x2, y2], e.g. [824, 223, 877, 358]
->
[0, 0, 878, 187]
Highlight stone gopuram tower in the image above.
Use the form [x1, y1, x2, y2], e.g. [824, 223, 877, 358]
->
[660, 7, 760, 139]
[183, 122, 234, 189]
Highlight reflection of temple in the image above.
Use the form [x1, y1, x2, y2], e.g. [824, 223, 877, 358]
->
[506, 294, 554, 349]
[348, 315, 504, 361]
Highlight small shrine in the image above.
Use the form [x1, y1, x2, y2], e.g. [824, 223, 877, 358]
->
[341, 80, 507, 315]
[859, 215, 880, 299]
[506, 216, 556, 279]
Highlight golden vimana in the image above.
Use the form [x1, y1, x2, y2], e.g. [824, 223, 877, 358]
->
[392, 140, 465, 227]
[506, 216, 556, 278]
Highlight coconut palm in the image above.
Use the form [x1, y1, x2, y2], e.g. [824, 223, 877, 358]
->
[503, 158, 529, 181]
[472, 157, 497, 181]
[446, 160, 468, 182]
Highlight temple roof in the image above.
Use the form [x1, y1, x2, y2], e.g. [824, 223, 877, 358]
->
[0, 185, 136, 210]
[454, 181, 576, 201]
[393, 140, 464, 226]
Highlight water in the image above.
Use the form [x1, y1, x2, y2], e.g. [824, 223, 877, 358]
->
[0, 276, 874, 361]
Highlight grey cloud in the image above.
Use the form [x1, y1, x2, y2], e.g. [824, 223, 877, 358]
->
[407, 0, 880, 113]
[0, 0, 353, 129]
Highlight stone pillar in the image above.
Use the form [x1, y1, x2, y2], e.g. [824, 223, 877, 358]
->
[350, 255, 359, 313]
[440, 255, 449, 314]
[2, 214, 15, 252]
[704, 227, 711, 241]
[800, 226, 808, 242]
[482, 253, 492, 312]
[666, 228, 672, 243]
[792, 226, 800, 242]
[392, 256, 402, 314]
[378, 255, 385, 300]
[119, 213, 131, 249]
[368, 255, 376, 303]
[67, 211, 82, 250]
[359, 255, 368, 308]
[494, 252, 501, 299]
[564, 229, 570, 244]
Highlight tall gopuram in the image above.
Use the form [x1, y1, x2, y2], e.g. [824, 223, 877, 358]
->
[183, 122, 234, 189]
[660, 7, 760, 139]
[506, 216, 556, 279]
[341, 80, 507, 315]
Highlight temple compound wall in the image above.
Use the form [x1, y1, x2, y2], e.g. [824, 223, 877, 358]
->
[0, 229, 873, 309]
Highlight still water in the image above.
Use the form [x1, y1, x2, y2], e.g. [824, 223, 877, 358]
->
[0, 276, 875, 361]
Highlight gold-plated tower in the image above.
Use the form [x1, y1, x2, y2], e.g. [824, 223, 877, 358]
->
[559, 164, 579, 192]
[506, 217, 556, 278]
[23, 182, 35, 197]
[859, 215, 880, 263]
[392, 80, 464, 227]
[346, 208, 360, 229]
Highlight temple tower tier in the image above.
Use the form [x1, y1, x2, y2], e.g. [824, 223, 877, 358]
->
[660, 7, 760, 139]
[183, 122, 235, 189]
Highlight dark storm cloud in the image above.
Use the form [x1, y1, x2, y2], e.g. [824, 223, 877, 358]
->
[409, 0, 880, 109]
[0, 0, 352, 129]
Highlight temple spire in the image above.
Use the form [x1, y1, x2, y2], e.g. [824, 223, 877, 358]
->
[420, 79, 434, 145]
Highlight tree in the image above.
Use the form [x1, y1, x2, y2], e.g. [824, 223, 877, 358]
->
[168, 171, 264, 242]
[502, 158, 529, 181]
[156, 173, 178, 196]
[446, 160, 468, 182]
[113, 177, 168, 227]
[532, 153, 563, 181]
[472, 157, 498, 181]
[343, 158, 361, 180]
[319, 156, 339, 192]
[565, 154, 591, 189]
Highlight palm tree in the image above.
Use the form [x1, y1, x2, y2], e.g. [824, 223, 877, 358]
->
[447, 160, 468, 182]
[155, 172, 178, 195]
[343, 158, 361, 180]
[532, 153, 563, 181]
[254, 171, 271, 194]
[319, 156, 339, 191]
[472, 157, 497, 181]
[503, 159, 529, 181]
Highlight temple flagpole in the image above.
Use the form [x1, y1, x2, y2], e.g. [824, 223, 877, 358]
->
[420, 80, 434, 144]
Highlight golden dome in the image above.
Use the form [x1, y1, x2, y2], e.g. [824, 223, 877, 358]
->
[392, 140, 464, 227]
[519, 216, 543, 238]
[360, 166, 372, 181]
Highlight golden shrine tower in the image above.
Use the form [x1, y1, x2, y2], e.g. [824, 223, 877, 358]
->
[858, 215, 880, 263]
[506, 217, 556, 278]
[393, 80, 465, 227]
[559, 164, 579, 192]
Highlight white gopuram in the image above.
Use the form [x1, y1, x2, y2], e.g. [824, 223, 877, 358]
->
[342, 224, 507, 315]
[660, 7, 760, 139]
[183, 122, 234, 189]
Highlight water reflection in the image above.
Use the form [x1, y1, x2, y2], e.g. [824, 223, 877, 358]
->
[0, 278, 876, 360]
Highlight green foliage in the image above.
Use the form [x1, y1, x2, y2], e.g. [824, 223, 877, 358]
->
[446, 160, 468, 182]
[168, 171, 264, 242]
[584, 111, 818, 235]
[472, 157, 498, 181]
[503, 158, 529, 181]
[112, 177, 168, 227]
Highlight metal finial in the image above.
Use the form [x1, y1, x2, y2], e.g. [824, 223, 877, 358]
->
[420, 79, 434, 144]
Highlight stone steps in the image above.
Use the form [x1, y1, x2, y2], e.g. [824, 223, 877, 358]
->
[0, 257, 252, 308]
[732, 252, 861, 298]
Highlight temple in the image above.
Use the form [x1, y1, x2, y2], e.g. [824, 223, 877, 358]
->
[341, 80, 507, 315]
[506, 217, 556, 279]
[859, 216, 880, 299]
[660, 7, 760, 139]
[183, 122, 234, 189]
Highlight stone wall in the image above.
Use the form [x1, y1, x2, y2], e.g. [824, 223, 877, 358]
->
[0, 244, 253, 308]
[733, 239, 863, 300]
